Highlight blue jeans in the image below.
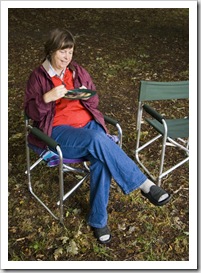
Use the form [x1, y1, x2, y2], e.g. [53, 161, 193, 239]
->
[51, 121, 147, 228]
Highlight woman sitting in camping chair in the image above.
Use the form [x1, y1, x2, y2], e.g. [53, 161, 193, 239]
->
[24, 28, 171, 244]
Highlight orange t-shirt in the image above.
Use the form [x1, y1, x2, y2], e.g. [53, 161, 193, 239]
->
[52, 69, 92, 128]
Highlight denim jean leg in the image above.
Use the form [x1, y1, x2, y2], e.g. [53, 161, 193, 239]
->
[87, 156, 112, 228]
[86, 132, 147, 194]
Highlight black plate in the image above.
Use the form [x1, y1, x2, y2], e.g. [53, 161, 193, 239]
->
[64, 89, 96, 100]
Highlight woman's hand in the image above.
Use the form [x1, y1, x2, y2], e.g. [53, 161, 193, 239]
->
[79, 85, 90, 100]
[43, 85, 68, 103]
[79, 85, 87, 90]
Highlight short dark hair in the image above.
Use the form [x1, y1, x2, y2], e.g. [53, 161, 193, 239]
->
[44, 28, 75, 60]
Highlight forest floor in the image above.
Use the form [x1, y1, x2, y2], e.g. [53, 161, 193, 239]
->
[8, 8, 189, 263]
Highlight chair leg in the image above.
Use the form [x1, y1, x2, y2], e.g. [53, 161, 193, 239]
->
[57, 173, 90, 206]
[135, 133, 162, 183]
[26, 134, 61, 221]
[26, 154, 89, 224]
[57, 146, 64, 224]
[28, 182, 60, 221]
[157, 137, 167, 187]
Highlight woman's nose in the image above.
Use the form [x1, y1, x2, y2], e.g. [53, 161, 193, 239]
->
[65, 52, 71, 59]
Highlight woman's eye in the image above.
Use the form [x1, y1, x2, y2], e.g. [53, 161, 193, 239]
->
[60, 50, 73, 54]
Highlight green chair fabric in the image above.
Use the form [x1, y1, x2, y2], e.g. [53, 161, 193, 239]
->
[139, 80, 189, 101]
[146, 118, 189, 139]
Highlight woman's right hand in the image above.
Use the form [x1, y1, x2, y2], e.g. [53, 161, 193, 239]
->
[43, 85, 68, 103]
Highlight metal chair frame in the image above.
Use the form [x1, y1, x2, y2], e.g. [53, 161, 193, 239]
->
[25, 115, 122, 224]
[135, 80, 189, 186]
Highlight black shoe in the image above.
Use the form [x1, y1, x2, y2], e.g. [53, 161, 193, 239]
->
[93, 225, 111, 244]
[141, 185, 171, 206]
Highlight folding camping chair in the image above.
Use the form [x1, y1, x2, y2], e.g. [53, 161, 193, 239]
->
[135, 80, 189, 186]
[25, 115, 122, 224]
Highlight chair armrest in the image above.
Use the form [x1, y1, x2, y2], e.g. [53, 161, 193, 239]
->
[28, 125, 58, 150]
[104, 115, 122, 148]
[143, 104, 164, 123]
[104, 115, 119, 126]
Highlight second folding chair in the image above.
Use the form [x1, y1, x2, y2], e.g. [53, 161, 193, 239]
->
[135, 80, 189, 186]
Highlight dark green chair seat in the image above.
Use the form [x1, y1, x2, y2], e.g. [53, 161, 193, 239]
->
[146, 118, 189, 139]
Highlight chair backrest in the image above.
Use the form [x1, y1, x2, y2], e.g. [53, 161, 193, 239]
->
[139, 80, 189, 101]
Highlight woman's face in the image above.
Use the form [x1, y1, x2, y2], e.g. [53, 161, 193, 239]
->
[51, 47, 74, 72]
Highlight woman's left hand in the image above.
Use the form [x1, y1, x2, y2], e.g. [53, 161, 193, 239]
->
[79, 85, 87, 90]
[79, 85, 90, 100]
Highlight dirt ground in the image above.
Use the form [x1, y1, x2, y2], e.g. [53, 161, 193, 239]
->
[8, 8, 189, 262]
